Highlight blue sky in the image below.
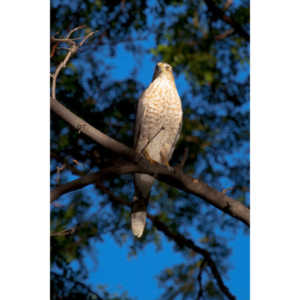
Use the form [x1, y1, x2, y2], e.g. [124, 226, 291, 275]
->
[83, 229, 249, 300]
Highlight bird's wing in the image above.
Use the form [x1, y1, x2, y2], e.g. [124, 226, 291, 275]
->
[168, 111, 183, 161]
[134, 92, 147, 149]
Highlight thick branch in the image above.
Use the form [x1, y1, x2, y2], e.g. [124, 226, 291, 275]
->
[204, 0, 249, 41]
[51, 97, 135, 160]
[50, 164, 137, 202]
[51, 172, 100, 202]
[51, 155, 249, 226]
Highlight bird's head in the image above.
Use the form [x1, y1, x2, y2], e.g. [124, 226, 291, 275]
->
[152, 62, 174, 81]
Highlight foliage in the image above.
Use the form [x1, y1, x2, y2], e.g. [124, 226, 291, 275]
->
[51, 0, 249, 299]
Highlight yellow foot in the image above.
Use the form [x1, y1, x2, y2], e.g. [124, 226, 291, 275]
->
[160, 151, 172, 170]
[143, 149, 157, 164]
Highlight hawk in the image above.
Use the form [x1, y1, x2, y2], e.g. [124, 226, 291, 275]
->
[131, 62, 183, 238]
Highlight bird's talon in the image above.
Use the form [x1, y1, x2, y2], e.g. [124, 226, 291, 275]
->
[165, 163, 172, 172]
[134, 152, 143, 163]
[143, 149, 157, 164]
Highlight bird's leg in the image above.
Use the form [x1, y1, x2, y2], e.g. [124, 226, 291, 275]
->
[160, 150, 172, 171]
[141, 149, 161, 179]
[160, 151, 169, 167]
[143, 149, 157, 164]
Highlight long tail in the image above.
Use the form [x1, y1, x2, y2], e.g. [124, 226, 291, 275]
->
[132, 173, 154, 238]
[131, 196, 147, 238]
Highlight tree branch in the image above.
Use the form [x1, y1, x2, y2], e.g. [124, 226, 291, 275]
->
[51, 227, 76, 237]
[94, 185, 236, 300]
[50, 154, 249, 226]
[50, 164, 136, 202]
[50, 151, 87, 177]
[51, 172, 100, 202]
[204, 0, 249, 41]
[223, 0, 233, 11]
[150, 216, 236, 300]
[215, 28, 234, 40]
[51, 138, 249, 226]
[51, 97, 135, 160]
[51, 27, 96, 100]
[51, 272, 104, 300]
[197, 259, 207, 300]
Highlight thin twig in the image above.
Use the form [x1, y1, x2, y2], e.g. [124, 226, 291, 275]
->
[215, 29, 234, 40]
[79, 31, 98, 47]
[178, 147, 189, 169]
[51, 272, 104, 300]
[50, 42, 59, 58]
[72, 159, 81, 166]
[149, 215, 236, 300]
[51, 43, 76, 100]
[197, 259, 207, 300]
[50, 37, 76, 45]
[223, 0, 233, 11]
[51, 151, 87, 177]
[56, 46, 72, 51]
[51, 227, 76, 237]
[204, 0, 249, 41]
[56, 164, 66, 185]
[66, 25, 86, 39]
[51, 27, 96, 100]
[222, 187, 233, 194]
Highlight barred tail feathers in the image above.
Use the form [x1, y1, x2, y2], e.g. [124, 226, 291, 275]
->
[132, 174, 154, 238]
[131, 208, 147, 238]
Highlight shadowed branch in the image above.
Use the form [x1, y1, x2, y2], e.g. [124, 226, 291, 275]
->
[204, 0, 249, 41]
[51, 156, 249, 226]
